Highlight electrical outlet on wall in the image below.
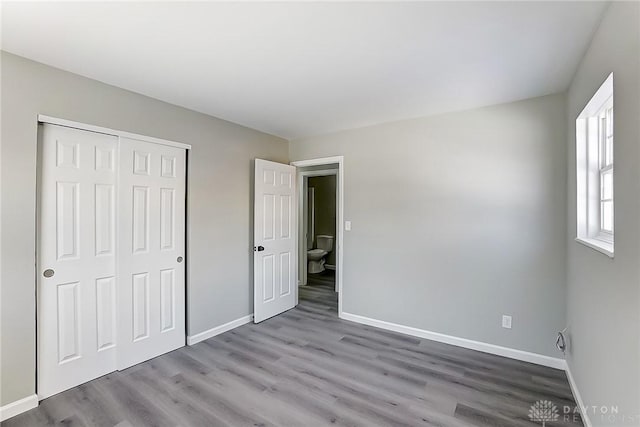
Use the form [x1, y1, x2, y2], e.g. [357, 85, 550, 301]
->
[502, 315, 512, 329]
[345, 221, 351, 231]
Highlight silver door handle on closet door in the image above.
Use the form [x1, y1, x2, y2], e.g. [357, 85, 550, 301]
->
[177, 256, 183, 263]
[43, 269, 55, 278]
[254, 246, 265, 252]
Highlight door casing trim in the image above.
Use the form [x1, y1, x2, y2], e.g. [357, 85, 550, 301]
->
[38, 115, 192, 150]
[291, 156, 344, 317]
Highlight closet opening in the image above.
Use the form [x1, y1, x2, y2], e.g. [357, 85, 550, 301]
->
[36, 117, 189, 400]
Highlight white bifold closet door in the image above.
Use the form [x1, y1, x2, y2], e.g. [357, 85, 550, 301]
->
[38, 124, 186, 400]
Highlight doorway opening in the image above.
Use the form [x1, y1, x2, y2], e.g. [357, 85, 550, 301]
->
[292, 157, 344, 315]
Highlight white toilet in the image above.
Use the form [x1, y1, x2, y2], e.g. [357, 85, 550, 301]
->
[307, 235, 334, 274]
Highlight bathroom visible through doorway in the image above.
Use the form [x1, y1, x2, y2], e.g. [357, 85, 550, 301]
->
[293, 157, 344, 315]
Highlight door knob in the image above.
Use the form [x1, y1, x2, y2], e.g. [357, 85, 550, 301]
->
[254, 246, 265, 252]
[43, 269, 55, 278]
[177, 256, 183, 263]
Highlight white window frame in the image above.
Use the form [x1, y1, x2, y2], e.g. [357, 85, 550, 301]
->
[597, 99, 613, 239]
[575, 73, 614, 257]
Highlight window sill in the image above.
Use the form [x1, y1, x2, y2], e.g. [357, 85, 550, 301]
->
[575, 237, 614, 258]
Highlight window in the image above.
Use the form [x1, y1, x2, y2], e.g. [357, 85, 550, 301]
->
[576, 73, 614, 257]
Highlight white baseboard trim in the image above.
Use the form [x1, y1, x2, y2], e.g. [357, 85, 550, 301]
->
[0, 394, 38, 422]
[340, 312, 565, 370]
[187, 314, 253, 345]
[565, 361, 592, 427]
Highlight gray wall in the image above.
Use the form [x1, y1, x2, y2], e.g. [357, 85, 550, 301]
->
[308, 175, 337, 265]
[291, 93, 568, 358]
[565, 2, 640, 424]
[0, 52, 288, 405]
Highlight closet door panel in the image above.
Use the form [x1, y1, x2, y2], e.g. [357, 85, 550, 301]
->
[38, 124, 118, 399]
[117, 137, 186, 369]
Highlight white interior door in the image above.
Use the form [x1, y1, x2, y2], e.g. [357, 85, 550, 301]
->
[38, 124, 118, 399]
[117, 137, 186, 369]
[254, 159, 297, 322]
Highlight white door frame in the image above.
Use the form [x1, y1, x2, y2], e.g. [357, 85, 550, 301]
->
[291, 156, 344, 316]
[38, 115, 191, 150]
[307, 186, 315, 258]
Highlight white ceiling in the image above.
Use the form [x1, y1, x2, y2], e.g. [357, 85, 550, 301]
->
[1, 1, 607, 140]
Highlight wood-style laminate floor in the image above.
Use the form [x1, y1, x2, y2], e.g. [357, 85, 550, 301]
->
[4, 278, 581, 427]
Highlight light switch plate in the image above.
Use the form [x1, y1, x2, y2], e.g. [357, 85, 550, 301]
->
[502, 315, 512, 329]
[345, 221, 351, 231]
